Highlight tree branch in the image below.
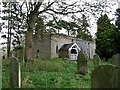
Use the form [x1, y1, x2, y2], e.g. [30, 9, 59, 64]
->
[39, 1, 55, 14]
[34, 2, 43, 12]
[47, 8, 83, 15]
[46, 12, 59, 26]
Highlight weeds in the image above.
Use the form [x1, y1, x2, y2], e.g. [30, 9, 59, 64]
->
[2, 58, 111, 88]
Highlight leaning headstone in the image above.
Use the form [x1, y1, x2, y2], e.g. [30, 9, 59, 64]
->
[93, 54, 101, 67]
[91, 65, 119, 88]
[111, 54, 120, 87]
[77, 51, 88, 75]
[10, 52, 21, 88]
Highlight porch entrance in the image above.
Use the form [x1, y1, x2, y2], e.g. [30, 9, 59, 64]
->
[70, 49, 78, 60]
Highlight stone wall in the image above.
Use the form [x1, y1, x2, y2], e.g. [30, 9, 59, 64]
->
[50, 34, 73, 58]
[33, 34, 51, 58]
[50, 34, 96, 59]
[33, 33, 96, 59]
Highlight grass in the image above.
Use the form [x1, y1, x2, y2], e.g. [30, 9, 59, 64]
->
[2, 58, 110, 88]
[2, 59, 10, 88]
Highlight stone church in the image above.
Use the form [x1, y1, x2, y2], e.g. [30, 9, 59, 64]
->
[33, 32, 96, 60]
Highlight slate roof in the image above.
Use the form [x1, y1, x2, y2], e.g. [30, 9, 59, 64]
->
[59, 43, 74, 51]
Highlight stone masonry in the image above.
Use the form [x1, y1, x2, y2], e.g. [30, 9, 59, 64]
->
[33, 33, 96, 59]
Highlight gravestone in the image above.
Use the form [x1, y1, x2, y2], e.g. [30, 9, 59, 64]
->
[10, 52, 21, 88]
[111, 54, 120, 87]
[77, 51, 88, 75]
[93, 54, 101, 67]
[111, 54, 120, 68]
[91, 65, 119, 88]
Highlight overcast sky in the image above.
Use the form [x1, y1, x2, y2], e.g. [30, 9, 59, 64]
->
[0, 0, 119, 49]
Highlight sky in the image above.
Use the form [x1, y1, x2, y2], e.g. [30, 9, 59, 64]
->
[0, 0, 120, 49]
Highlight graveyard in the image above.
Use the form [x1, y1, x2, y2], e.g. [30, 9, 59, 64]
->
[2, 55, 119, 88]
[1, 1, 120, 89]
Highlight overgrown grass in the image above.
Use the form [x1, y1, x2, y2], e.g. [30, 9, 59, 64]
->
[2, 58, 110, 88]
[2, 59, 10, 88]
[22, 58, 64, 72]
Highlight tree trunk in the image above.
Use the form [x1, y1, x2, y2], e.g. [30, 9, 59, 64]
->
[35, 17, 45, 41]
[25, 30, 33, 61]
[7, 2, 12, 59]
[25, 11, 38, 61]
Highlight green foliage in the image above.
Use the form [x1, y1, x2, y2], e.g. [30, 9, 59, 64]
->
[96, 14, 116, 60]
[13, 45, 24, 61]
[23, 58, 92, 88]
[46, 17, 93, 41]
[46, 20, 62, 34]
[2, 58, 112, 88]
[77, 14, 93, 41]
[115, 8, 120, 30]
[22, 58, 64, 72]
[2, 58, 94, 88]
[1, 2, 26, 59]
[21, 59, 91, 88]
[78, 51, 87, 62]
[2, 59, 10, 88]
[114, 8, 120, 53]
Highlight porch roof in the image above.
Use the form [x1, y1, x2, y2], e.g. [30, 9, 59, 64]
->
[59, 43, 74, 51]
[59, 43, 80, 51]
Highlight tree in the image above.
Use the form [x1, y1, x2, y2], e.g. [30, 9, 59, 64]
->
[76, 14, 93, 41]
[115, 8, 120, 53]
[57, 20, 78, 36]
[95, 14, 116, 61]
[1, 2, 26, 58]
[46, 13, 93, 40]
